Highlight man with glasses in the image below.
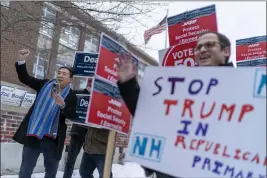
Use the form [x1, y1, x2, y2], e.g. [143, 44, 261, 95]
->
[115, 31, 233, 178]
[194, 31, 232, 66]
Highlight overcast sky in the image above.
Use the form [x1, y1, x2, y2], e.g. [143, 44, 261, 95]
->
[118, 1, 266, 65]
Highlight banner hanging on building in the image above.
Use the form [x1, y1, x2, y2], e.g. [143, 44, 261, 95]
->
[236, 36, 267, 67]
[95, 33, 138, 84]
[1, 86, 27, 107]
[20, 93, 36, 108]
[72, 52, 99, 76]
[86, 77, 131, 134]
[126, 67, 266, 177]
[1, 85, 15, 104]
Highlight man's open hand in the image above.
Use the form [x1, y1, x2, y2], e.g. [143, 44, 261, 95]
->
[115, 54, 137, 83]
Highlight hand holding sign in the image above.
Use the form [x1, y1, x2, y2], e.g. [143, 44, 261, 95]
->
[18, 49, 30, 61]
[115, 54, 137, 83]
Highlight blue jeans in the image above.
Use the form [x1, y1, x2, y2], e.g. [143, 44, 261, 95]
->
[79, 152, 113, 178]
[63, 136, 84, 178]
[18, 139, 59, 178]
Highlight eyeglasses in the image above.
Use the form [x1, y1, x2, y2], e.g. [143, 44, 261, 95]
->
[194, 41, 221, 53]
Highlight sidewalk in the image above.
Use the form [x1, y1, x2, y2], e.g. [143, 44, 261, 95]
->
[1, 162, 146, 178]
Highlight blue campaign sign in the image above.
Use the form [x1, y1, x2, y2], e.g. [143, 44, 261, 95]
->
[73, 94, 90, 124]
[73, 52, 99, 76]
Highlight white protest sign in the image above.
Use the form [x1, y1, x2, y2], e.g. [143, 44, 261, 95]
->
[20, 93, 36, 108]
[126, 67, 266, 178]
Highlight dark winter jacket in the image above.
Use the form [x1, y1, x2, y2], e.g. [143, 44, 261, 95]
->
[69, 89, 89, 141]
[70, 89, 110, 155]
[12, 62, 77, 160]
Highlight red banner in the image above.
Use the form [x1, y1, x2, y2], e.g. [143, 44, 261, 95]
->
[167, 4, 217, 47]
[96, 46, 118, 83]
[95, 34, 138, 84]
[236, 36, 267, 67]
[160, 5, 218, 67]
[86, 77, 131, 134]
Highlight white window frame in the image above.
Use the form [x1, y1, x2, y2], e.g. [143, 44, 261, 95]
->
[33, 54, 46, 79]
[1, 1, 10, 8]
[84, 34, 99, 53]
[39, 5, 57, 39]
[59, 23, 80, 50]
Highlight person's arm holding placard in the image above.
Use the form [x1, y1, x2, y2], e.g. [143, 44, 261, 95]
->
[116, 57, 140, 116]
[116, 57, 175, 178]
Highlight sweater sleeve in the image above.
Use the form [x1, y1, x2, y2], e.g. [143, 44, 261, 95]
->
[117, 78, 140, 116]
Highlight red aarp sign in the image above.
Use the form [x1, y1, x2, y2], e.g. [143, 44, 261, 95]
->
[95, 34, 138, 84]
[236, 36, 267, 67]
[86, 77, 131, 134]
[167, 4, 217, 47]
[160, 4, 218, 66]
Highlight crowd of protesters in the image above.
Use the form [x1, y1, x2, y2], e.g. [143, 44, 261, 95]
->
[14, 31, 233, 178]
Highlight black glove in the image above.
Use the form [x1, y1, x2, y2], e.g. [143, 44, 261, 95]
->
[142, 166, 154, 177]
[142, 166, 178, 178]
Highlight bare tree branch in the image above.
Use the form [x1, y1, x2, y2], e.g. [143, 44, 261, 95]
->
[1, 1, 167, 78]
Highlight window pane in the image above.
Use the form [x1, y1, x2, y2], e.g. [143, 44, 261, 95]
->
[45, 12, 56, 22]
[92, 44, 98, 52]
[32, 54, 49, 79]
[84, 34, 99, 53]
[39, 22, 55, 38]
[37, 34, 52, 49]
[92, 37, 99, 46]
[40, 5, 56, 38]
[55, 44, 75, 78]
[57, 44, 76, 66]
[72, 76, 88, 90]
[59, 26, 80, 50]
[43, 5, 56, 18]
[34, 4, 57, 79]
[1, 1, 10, 7]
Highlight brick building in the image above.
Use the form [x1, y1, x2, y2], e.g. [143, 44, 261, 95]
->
[1, 2, 157, 148]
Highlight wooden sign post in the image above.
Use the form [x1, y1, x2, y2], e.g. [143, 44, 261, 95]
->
[103, 130, 116, 178]
[72, 34, 136, 177]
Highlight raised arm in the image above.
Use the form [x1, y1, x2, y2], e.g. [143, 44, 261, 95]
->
[117, 78, 140, 116]
[115, 56, 140, 116]
[16, 49, 48, 91]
